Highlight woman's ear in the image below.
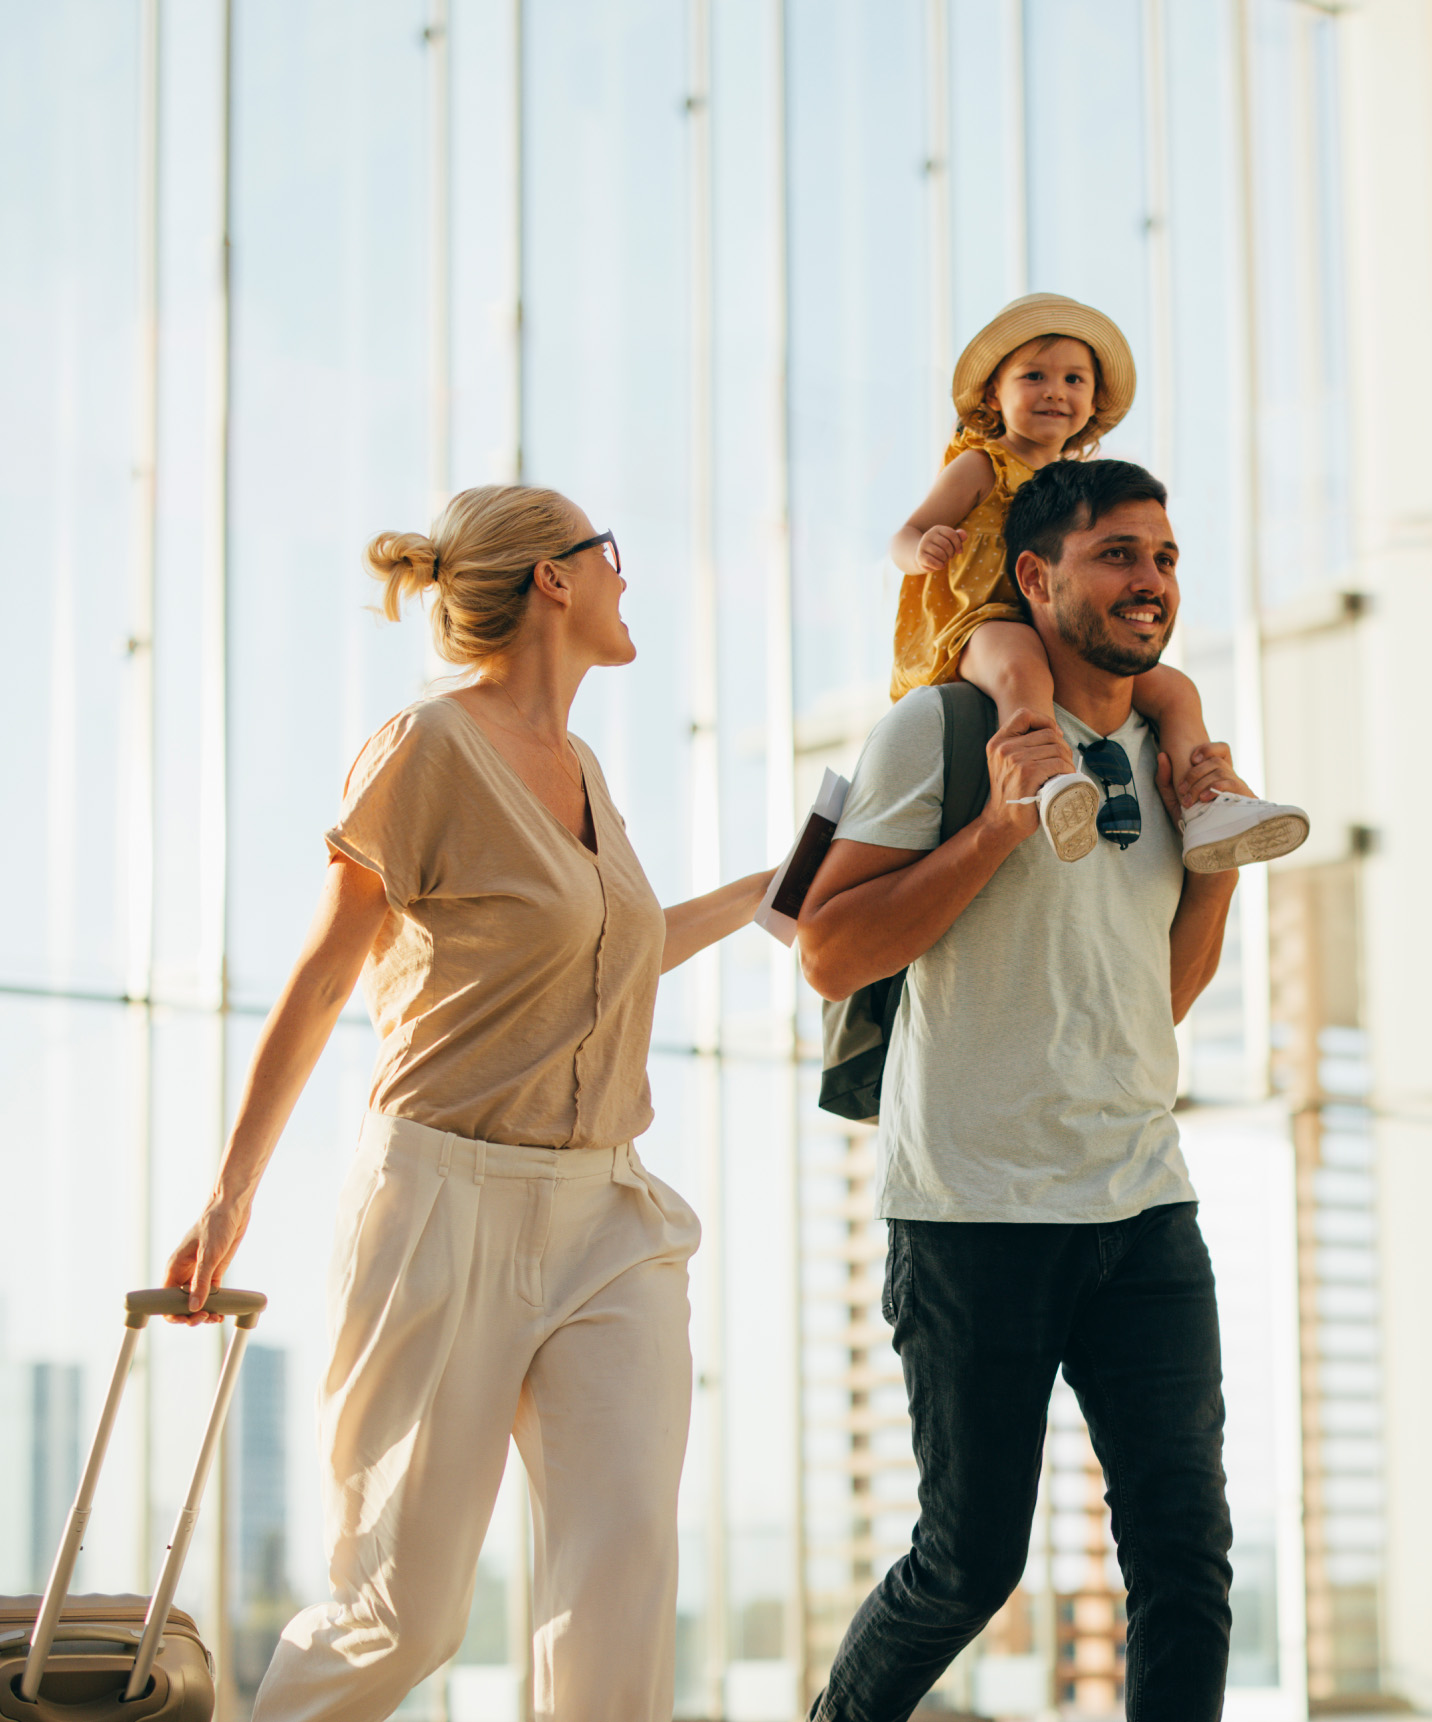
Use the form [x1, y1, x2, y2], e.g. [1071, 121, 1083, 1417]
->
[529, 559, 574, 609]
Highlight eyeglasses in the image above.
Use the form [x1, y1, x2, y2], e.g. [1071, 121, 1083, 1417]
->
[532, 530, 621, 579]
[1078, 737, 1141, 850]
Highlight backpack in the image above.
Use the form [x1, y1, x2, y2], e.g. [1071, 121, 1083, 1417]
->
[817, 683, 997, 1124]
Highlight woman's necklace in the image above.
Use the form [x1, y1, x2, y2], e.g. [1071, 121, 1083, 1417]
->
[483, 678, 584, 792]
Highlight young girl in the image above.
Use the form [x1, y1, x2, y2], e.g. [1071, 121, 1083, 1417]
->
[889, 292, 1308, 870]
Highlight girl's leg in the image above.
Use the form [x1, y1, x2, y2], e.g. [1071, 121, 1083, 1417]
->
[961, 619, 1096, 861]
[252, 1118, 537, 1722]
[515, 1161, 701, 1722]
[1132, 665, 1215, 808]
[957, 620, 1057, 730]
[1135, 664, 1311, 869]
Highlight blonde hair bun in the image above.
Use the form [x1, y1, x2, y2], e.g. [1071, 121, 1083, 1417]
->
[366, 532, 439, 622]
[364, 485, 579, 666]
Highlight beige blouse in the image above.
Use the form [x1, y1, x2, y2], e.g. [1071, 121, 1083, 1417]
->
[325, 696, 666, 1150]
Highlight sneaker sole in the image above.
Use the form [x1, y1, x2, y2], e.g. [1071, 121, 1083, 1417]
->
[1044, 779, 1100, 862]
[1184, 812, 1311, 873]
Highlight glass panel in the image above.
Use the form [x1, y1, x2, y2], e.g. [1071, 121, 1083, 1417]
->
[1023, 0, 1153, 466]
[1247, 0, 1351, 614]
[523, 0, 695, 1050]
[153, 0, 227, 1005]
[1179, 1114, 1303, 1691]
[0, 4, 140, 994]
[0, 996, 149, 1595]
[212, 1015, 371, 1716]
[712, 0, 786, 1037]
[723, 1058, 799, 1687]
[225, 0, 432, 1012]
[450, 0, 520, 487]
[949, 0, 1020, 327]
[786, 0, 926, 721]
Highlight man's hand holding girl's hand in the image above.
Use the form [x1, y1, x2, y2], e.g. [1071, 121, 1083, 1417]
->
[1167, 741, 1252, 814]
[915, 525, 968, 572]
[983, 709, 1075, 843]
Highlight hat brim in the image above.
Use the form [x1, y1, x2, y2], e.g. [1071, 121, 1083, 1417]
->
[952, 293, 1137, 434]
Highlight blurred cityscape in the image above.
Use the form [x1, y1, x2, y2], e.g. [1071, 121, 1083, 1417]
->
[3, 1, 1430, 1719]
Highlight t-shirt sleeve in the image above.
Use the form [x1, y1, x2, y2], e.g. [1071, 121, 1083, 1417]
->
[325, 706, 454, 909]
[835, 686, 946, 852]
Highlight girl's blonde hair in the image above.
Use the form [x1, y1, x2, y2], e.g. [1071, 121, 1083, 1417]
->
[960, 334, 1112, 457]
[365, 484, 579, 666]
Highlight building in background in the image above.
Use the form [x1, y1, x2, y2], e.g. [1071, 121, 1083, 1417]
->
[2, 1, 1430, 1717]
[0, 1354, 82, 1595]
[229, 1345, 296, 1704]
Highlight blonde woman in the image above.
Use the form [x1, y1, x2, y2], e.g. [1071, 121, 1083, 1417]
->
[163, 486, 772, 1722]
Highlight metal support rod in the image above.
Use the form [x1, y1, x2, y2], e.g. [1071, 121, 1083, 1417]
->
[512, 0, 526, 483]
[21, 1329, 145, 1700]
[205, 8, 237, 1714]
[925, 0, 952, 455]
[1142, 0, 1174, 487]
[1004, 0, 1028, 296]
[686, 4, 726, 1710]
[126, 1324, 254, 1700]
[771, 0, 806, 1702]
[128, 0, 161, 1596]
[427, 0, 451, 517]
[1231, 0, 1273, 1100]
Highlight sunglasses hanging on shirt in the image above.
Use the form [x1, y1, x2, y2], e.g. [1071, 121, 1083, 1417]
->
[1078, 738, 1141, 849]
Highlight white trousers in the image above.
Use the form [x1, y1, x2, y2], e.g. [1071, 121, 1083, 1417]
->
[251, 1111, 701, 1722]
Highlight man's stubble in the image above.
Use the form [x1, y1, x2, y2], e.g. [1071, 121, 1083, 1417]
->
[1047, 570, 1174, 678]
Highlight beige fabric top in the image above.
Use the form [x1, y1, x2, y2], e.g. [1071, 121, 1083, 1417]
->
[325, 696, 666, 1150]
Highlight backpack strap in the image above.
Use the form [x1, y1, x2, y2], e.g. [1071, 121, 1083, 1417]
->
[936, 682, 997, 842]
[873, 684, 996, 1063]
[820, 684, 998, 1123]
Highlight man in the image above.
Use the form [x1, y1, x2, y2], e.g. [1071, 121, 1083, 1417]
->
[798, 460, 1238, 1720]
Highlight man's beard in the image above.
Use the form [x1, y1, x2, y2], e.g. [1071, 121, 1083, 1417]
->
[1048, 577, 1174, 676]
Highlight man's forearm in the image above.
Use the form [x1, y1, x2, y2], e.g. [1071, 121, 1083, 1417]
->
[799, 812, 1023, 1000]
[1169, 870, 1238, 1022]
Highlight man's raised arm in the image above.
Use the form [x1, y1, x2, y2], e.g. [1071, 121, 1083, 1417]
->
[797, 709, 1071, 1001]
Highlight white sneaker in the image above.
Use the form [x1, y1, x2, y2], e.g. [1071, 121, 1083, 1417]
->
[1181, 792, 1310, 872]
[1038, 771, 1100, 862]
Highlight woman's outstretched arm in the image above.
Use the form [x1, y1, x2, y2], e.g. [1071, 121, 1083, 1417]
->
[661, 869, 775, 974]
[162, 854, 390, 1319]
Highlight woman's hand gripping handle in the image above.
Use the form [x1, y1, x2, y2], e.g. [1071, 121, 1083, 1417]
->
[162, 854, 391, 1323]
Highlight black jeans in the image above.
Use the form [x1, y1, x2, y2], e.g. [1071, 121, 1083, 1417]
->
[812, 1202, 1233, 1722]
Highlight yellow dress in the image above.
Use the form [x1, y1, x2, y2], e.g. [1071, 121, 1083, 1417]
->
[889, 430, 1034, 701]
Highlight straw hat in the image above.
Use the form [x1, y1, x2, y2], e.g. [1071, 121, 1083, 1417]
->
[952, 293, 1137, 434]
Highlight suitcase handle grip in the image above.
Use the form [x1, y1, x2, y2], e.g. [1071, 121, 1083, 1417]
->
[124, 1287, 267, 1328]
[10, 1623, 144, 1653]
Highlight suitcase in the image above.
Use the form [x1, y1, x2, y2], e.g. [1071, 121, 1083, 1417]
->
[0, 1286, 267, 1721]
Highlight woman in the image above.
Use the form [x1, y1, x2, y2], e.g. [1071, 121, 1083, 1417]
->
[163, 484, 773, 1722]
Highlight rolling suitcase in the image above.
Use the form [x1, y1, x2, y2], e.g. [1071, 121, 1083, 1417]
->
[0, 1286, 268, 1721]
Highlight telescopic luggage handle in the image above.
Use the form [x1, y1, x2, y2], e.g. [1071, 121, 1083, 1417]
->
[21, 1287, 267, 1705]
[125, 1287, 267, 1326]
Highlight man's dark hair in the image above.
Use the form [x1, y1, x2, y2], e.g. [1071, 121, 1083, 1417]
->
[1004, 459, 1168, 614]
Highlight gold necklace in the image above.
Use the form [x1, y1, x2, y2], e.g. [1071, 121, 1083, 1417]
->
[483, 678, 584, 791]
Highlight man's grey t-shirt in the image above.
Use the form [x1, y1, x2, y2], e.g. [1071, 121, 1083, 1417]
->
[835, 685, 1197, 1224]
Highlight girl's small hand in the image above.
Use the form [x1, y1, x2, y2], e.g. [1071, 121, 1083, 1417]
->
[162, 1195, 253, 1324]
[915, 525, 967, 572]
[1179, 741, 1251, 808]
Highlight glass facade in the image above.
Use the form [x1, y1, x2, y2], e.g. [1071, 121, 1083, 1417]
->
[0, 1, 1381, 1716]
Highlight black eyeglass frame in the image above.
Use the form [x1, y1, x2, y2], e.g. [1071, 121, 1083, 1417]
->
[528, 530, 621, 581]
[1078, 737, 1142, 850]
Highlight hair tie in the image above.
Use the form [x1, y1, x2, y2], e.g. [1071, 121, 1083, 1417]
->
[431, 554, 440, 583]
